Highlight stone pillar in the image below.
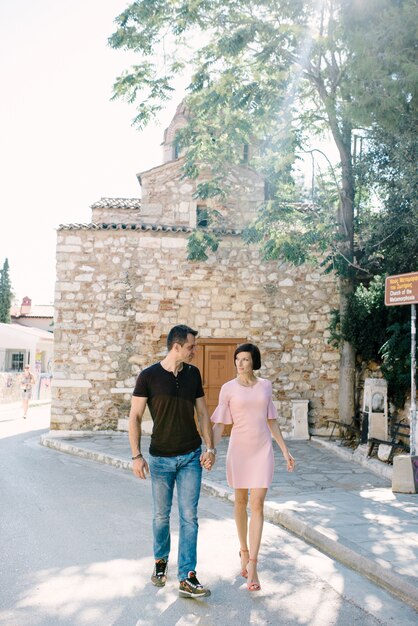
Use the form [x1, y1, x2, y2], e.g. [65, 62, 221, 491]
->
[392, 455, 418, 493]
[363, 378, 388, 440]
[291, 400, 310, 440]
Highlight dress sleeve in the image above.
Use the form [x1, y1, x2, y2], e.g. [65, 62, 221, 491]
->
[267, 381, 278, 420]
[210, 384, 233, 425]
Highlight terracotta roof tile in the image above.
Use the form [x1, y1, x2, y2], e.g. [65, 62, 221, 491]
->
[10, 305, 54, 319]
[57, 223, 242, 236]
[90, 198, 141, 209]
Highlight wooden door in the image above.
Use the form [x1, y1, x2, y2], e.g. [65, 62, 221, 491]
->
[195, 339, 245, 431]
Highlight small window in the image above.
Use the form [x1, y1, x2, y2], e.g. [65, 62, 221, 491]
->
[243, 143, 249, 163]
[11, 352, 25, 371]
[372, 393, 384, 413]
[173, 141, 180, 160]
[264, 180, 273, 201]
[197, 206, 209, 228]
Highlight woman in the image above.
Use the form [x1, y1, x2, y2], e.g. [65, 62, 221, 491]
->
[21, 365, 35, 419]
[211, 343, 295, 591]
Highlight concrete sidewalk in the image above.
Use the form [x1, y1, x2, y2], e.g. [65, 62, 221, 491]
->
[0, 399, 51, 419]
[39, 429, 418, 612]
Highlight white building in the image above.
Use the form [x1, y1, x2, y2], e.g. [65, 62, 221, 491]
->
[10, 297, 54, 332]
[0, 323, 53, 403]
[0, 323, 53, 373]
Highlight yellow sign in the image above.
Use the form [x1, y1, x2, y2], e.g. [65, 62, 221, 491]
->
[385, 271, 418, 306]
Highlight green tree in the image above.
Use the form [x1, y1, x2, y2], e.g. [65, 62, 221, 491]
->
[336, 0, 418, 408]
[0, 258, 13, 323]
[342, 0, 418, 277]
[109, 0, 416, 420]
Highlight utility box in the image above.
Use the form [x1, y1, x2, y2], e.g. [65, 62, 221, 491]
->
[291, 399, 310, 440]
[363, 378, 388, 440]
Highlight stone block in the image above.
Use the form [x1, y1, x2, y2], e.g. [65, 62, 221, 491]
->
[88, 372, 108, 380]
[138, 238, 161, 249]
[63, 235, 82, 245]
[392, 455, 417, 493]
[71, 356, 88, 364]
[377, 444, 392, 462]
[162, 238, 186, 249]
[117, 418, 129, 431]
[75, 274, 93, 282]
[52, 379, 92, 388]
[57, 245, 82, 253]
[56, 282, 81, 292]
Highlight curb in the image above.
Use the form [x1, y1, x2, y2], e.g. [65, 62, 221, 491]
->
[39, 434, 133, 472]
[312, 437, 393, 481]
[262, 501, 418, 612]
[201, 475, 418, 612]
[39, 433, 418, 612]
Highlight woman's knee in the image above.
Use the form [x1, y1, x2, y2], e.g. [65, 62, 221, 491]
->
[249, 495, 266, 515]
[235, 490, 249, 508]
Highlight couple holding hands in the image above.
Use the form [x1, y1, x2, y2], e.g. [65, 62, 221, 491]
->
[129, 324, 295, 599]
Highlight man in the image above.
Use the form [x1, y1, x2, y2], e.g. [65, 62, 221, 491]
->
[129, 324, 216, 599]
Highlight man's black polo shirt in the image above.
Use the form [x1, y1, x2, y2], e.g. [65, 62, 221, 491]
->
[133, 362, 204, 456]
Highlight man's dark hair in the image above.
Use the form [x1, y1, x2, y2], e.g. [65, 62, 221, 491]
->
[167, 324, 198, 350]
[234, 343, 262, 370]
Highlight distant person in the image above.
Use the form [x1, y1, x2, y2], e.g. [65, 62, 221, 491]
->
[21, 365, 35, 419]
[211, 343, 295, 591]
[128, 324, 216, 599]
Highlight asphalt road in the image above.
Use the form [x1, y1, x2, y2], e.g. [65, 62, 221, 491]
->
[1, 405, 417, 626]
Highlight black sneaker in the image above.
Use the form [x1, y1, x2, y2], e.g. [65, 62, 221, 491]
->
[151, 559, 168, 587]
[179, 571, 211, 598]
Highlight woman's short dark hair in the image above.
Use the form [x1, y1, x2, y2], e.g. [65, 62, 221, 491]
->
[167, 324, 198, 350]
[234, 343, 261, 370]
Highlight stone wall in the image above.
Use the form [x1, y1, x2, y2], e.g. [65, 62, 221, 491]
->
[138, 159, 265, 229]
[52, 226, 339, 431]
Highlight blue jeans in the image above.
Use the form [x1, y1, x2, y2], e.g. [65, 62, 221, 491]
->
[149, 447, 202, 581]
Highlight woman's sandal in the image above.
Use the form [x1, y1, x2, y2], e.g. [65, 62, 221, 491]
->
[246, 558, 261, 591]
[239, 548, 249, 578]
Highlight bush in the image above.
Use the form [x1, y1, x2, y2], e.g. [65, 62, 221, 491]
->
[341, 277, 387, 361]
[335, 276, 415, 408]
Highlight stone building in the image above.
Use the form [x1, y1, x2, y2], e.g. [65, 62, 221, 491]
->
[51, 105, 340, 432]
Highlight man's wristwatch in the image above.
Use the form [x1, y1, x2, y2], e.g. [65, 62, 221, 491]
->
[132, 453, 143, 460]
[205, 448, 217, 455]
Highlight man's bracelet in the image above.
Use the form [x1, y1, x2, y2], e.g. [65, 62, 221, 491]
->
[132, 453, 143, 460]
[205, 448, 217, 455]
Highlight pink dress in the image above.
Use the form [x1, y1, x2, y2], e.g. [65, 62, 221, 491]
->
[211, 378, 278, 488]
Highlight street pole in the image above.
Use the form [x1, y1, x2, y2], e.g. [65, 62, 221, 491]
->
[411, 303, 416, 456]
